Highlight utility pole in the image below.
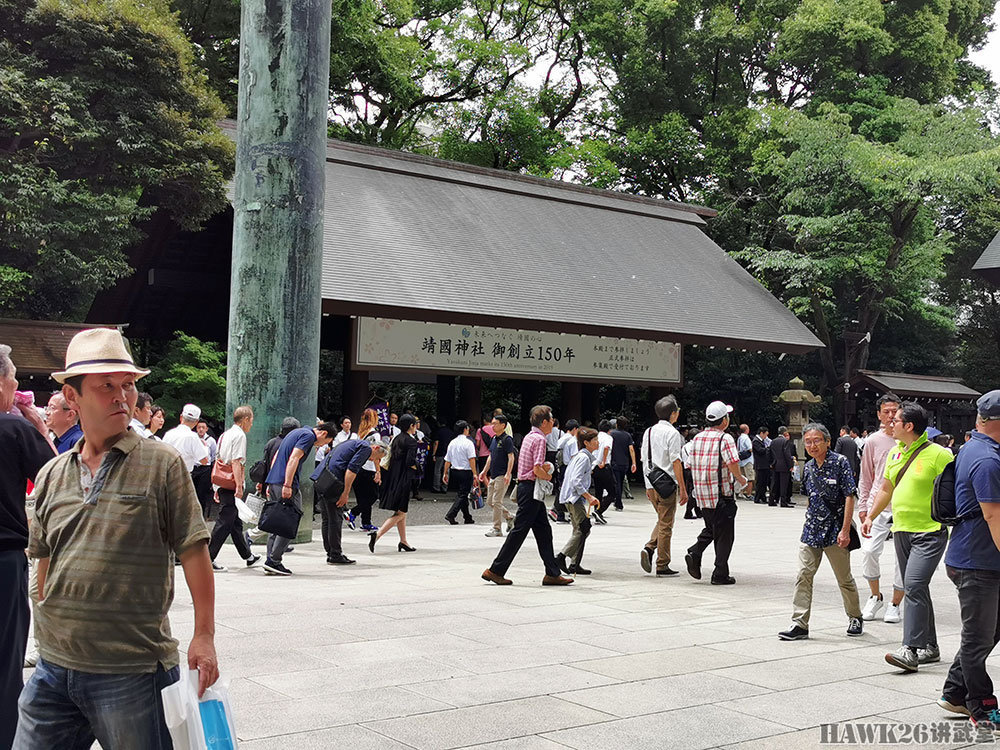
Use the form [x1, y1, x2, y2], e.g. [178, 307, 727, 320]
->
[227, 0, 332, 539]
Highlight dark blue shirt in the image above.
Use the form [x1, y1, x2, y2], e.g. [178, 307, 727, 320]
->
[265, 427, 317, 488]
[488, 434, 516, 480]
[310, 439, 372, 483]
[946, 431, 1000, 571]
[801, 451, 857, 548]
[53, 424, 83, 454]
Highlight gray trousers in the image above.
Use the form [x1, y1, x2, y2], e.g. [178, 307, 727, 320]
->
[266, 484, 302, 563]
[894, 528, 948, 649]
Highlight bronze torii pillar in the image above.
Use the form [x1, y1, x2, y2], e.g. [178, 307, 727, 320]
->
[227, 0, 332, 539]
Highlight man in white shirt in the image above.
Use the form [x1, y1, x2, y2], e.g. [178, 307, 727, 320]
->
[640, 396, 688, 576]
[443, 420, 479, 524]
[163, 403, 211, 516]
[129, 392, 153, 439]
[550, 420, 580, 523]
[208, 406, 260, 571]
[388, 412, 401, 439]
[736, 424, 754, 499]
[331, 416, 357, 448]
[196, 420, 218, 462]
[592, 421, 616, 524]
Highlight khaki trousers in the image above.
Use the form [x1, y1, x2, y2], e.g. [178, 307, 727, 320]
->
[792, 543, 863, 630]
[487, 477, 513, 531]
[561, 501, 592, 562]
[645, 489, 677, 570]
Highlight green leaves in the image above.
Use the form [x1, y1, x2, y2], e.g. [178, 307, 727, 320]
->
[142, 330, 227, 422]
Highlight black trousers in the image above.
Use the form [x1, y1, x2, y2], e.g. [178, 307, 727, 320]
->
[352, 468, 378, 526]
[754, 467, 771, 503]
[208, 489, 252, 560]
[594, 465, 618, 513]
[190, 464, 214, 518]
[447, 470, 475, 521]
[552, 464, 568, 518]
[319, 495, 345, 558]
[489, 480, 560, 578]
[687, 497, 737, 581]
[943, 566, 1000, 708]
[1, 549, 29, 749]
[610, 465, 628, 509]
[770, 470, 791, 506]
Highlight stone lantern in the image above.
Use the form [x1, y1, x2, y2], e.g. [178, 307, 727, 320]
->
[774, 376, 823, 459]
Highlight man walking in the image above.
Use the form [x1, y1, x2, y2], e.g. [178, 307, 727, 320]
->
[208, 405, 260, 571]
[736, 423, 754, 500]
[312, 435, 388, 564]
[551, 420, 580, 523]
[862, 402, 954, 672]
[769, 427, 797, 508]
[478, 414, 516, 537]
[263, 421, 336, 575]
[164, 404, 211, 516]
[752, 426, 771, 504]
[44, 392, 82, 454]
[0, 345, 54, 748]
[834, 426, 861, 482]
[593, 420, 617, 522]
[444, 420, 478, 524]
[610, 417, 637, 510]
[482, 405, 573, 586]
[129, 391, 154, 439]
[15, 328, 217, 748]
[857, 394, 905, 623]
[196, 419, 218, 463]
[685, 401, 748, 585]
[640, 395, 687, 577]
[939, 390, 1000, 728]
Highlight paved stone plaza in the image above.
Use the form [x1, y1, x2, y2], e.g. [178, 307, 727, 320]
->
[169, 496, 979, 749]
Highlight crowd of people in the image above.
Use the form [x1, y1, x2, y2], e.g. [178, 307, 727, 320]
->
[3, 326, 1000, 745]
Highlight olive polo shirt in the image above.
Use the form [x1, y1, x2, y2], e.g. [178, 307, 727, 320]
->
[28, 429, 210, 674]
[884, 432, 954, 533]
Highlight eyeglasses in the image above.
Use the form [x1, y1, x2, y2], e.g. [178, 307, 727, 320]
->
[803, 439, 826, 446]
[44, 406, 70, 413]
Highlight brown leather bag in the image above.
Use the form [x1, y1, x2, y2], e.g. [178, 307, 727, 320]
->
[211, 459, 237, 491]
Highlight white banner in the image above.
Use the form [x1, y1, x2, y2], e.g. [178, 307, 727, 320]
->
[355, 317, 681, 384]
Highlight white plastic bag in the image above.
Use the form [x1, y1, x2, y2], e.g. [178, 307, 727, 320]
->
[161, 665, 238, 750]
[243, 492, 266, 519]
[234, 496, 257, 524]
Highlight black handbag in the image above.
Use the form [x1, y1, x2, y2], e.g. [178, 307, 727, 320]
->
[258, 499, 303, 539]
[313, 462, 345, 501]
[248, 458, 268, 485]
[644, 426, 678, 498]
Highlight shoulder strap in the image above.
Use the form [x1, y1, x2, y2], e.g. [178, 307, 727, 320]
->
[893, 442, 930, 487]
[644, 427, 651, 469]
[718, 432, 727, 495]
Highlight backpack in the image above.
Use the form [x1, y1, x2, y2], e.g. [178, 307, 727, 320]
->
[931, 461, 979, 526]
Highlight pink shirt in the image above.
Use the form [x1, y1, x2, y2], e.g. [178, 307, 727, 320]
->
[517, 428, 548, 481]
[476, 424, 495, 457]
[857, 429, 897, 515]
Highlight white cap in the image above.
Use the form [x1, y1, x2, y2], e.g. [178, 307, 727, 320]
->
[705, 401, 734, 422]
[181, 403, 201, 421]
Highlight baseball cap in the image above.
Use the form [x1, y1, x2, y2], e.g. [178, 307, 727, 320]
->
[181, 403, 201, 421]
[977, 390, 1000, 420]
[705, 401, 734, 422]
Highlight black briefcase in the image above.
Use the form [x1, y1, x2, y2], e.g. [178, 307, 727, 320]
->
[258, 499, 302, 539]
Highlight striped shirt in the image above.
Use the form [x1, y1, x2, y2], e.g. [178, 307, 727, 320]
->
[28, 429, 209, 673]
[688, 428, 740, 509]
[517, 427, 548, 481]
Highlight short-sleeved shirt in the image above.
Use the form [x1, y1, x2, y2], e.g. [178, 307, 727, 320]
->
[162, 424, 209, 472]
[265, 427, 317, 488]
[801, 451, 857, 548]
[609, 429, 634, 468]
[558, 432, 579, 466]
[736, 433, 753, 468]
[595, 432, 614, 467]
[641, 421, 683, 486]
[311, 439, 372, 482]
[54, 424, 83, 454]
[28, 430, 209, 673]
[689, 429, 741, 509]
[518, 428, 548, 481]
[217, 424, 247, 464]
[0, 413, 54, 550]
[445, 435, 476, 471]
[476, 425, 495, 457]
[488, 433, 516, 479]
[946, 431, 1000, 571]
[884, 433, 954, 533]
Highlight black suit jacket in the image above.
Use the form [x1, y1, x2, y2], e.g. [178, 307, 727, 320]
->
[834, 436, 860, 477]
[751, 435, 770, 469]
[768, 435, 795, 472]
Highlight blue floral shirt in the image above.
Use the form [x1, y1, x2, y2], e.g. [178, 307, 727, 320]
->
[801, 451, 857, 548]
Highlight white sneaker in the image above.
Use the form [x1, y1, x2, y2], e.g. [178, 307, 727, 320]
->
[884, 603, 902, 623]
[861, 594, 884, 621]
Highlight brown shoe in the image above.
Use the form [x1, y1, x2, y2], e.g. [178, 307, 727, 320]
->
[482, 569, 512, 586]
[542, 575, 574, 586]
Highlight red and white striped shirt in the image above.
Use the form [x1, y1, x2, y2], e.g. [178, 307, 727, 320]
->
[517, 428, 548, 481]
[689, 429, 740, 509]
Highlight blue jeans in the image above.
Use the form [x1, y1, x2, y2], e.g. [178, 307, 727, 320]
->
[14, 658, 179, 749]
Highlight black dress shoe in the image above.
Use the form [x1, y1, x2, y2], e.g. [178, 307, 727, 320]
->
[556, 552, 570, 574]
[445, 516, 458, 525]
[780, 502, 796, 508]
[656, 567, 679, 577]
[570, 565, 591, 575]
[463, 518, 475, 524]
[685, 553, 701, 580]
[327, 555, 356, 565]
[711, 576, 737, 585]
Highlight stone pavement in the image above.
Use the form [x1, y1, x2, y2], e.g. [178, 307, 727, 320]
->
[171, 496, 981, 750]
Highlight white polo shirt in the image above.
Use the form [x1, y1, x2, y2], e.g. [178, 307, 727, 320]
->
[445, 435, 476, 471]
[596, 431, 613, 467]
[163, 423, 209, 471]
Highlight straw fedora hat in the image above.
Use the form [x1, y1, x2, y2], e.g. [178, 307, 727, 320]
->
[52, 328, 150, 384]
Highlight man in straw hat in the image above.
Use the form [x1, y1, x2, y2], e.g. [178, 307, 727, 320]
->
[0, 344, 55, 748]
[14, 328, 218, 749]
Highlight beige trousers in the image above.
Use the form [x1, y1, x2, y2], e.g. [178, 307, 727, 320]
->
[792, 543, 863, 629]
[487, 477, 513, 531]
[645, 489, 677, 570]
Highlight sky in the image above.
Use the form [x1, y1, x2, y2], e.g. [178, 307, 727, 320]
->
[971, 5, 1000, 86]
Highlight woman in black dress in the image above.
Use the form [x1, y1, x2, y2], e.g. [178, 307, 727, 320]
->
[370, 413, 418, 553]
